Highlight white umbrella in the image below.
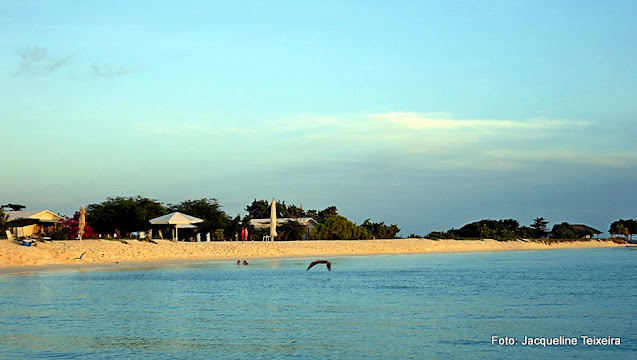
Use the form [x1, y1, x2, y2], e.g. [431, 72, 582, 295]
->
[270, 198, 277, 239]
[149, 212, 203, 241]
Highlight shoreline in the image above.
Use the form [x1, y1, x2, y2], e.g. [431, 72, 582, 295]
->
[0, 238, 627, 274]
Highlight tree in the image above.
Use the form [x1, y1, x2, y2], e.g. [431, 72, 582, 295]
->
[530, 217, 549, 238]
[448, 219, 521, 239]
[317, 206, 338, 221]
[0, 209, 8, 237]
[87, 196, 167, 236]
[169, 198, 232, 239]
[609, 219, 637, 240]
[551, 222, 576, 239]
[277, 220, 306, 241]
[361, 219, 401, 239]
[245, 199, 272, 219]
[310, 215, 371, 240]
[2, 203, 25, 211]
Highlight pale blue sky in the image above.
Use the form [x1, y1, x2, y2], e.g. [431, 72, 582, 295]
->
[2, 1, 636, 235]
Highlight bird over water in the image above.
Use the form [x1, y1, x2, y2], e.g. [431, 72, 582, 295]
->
[307, 260, 331, 271]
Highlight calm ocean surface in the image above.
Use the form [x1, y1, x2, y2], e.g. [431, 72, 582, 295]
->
[0, 248, 635, 359]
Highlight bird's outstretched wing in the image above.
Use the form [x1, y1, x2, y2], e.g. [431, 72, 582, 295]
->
[74, 251, 86, 260]
[307, 260, 320, 271]
[326, 261, 331, 271]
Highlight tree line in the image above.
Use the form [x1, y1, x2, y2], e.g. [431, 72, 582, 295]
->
[421, 217, 636, 241]
[0, 196, 399, 241]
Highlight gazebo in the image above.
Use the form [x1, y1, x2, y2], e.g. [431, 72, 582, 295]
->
[149, 212, 203, 241]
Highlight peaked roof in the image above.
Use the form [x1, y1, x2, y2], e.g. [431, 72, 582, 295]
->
[6, 210, 64, 222]
[571, 224, 602, 234]
[149, 212, 204, 225]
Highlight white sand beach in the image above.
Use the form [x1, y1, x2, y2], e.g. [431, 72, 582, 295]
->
[0, 238, 626, 272]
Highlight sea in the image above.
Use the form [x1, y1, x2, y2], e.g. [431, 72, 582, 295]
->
[0, 248, 635, 359]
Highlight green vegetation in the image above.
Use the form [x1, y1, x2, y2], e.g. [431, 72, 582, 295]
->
[309, 215, 371, 240]
[48, 196, 399, 240]
[244, 199, 399, 240]
[1, 203, 26, 211]
[360, 219, 401, 239]
[426, 219, 530, 241]
[550, 222, 577, 239]
[0, 208, 8, 238]
[609, 219, 637, 241]
[86, 196, 166, 237]
[168, 198, 233, 239]
[426, 217, 631, 241]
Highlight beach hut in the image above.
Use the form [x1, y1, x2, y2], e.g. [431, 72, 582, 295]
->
[570, 224, 602, 239]
[149, 212, 203, 241]
[6, 210, 64, 238]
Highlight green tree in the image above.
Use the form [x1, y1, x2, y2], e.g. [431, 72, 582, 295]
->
[277, 220, 306, 241]
[551, 222, 576, 239]
[310, 215, 371, 240]
[169, 198, 232, 239]
[361, 219, 401, 239]
[2, 203, 25, 211]
[87, 196, 167, 236]
[317, 206, 338, 221]
[609, 219, 637, 240]
[0, 208, 8, 237]
[245, 199, 272, 219]
[530, 217, 549, 238]
[517, 226, 535, 239]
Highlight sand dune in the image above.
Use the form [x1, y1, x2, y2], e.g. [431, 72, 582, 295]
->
[0, 238, 625, 272]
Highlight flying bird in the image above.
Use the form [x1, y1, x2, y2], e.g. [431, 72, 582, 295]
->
[73, 251, 86, 260]
[307, 260, 331, 271]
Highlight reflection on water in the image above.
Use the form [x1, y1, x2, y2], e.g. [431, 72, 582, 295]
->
[0, 249, 635, 359]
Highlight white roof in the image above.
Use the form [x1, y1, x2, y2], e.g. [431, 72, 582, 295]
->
[149, 212, 204, 225]
[250, 217, 317, 228]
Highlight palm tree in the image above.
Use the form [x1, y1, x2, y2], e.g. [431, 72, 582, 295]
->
[615, 224, 630, 240]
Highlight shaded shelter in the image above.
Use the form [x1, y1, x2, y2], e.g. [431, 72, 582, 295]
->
[149, 212, 203, 241]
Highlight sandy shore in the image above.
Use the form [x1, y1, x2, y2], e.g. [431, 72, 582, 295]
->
[0, 238, 626, 273]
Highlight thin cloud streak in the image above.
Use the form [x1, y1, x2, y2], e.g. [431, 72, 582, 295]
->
[14, 46, 73, 76]
[90, 62, 136, 78]
[370, 112, 589, 130]
[133, 112, 632, 170]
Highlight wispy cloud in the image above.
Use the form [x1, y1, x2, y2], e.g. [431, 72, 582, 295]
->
[370, 112, 588, 130]
[134, 112, 633, 170]
[278, 112, 637, 170]
[14, 46, 73, 76]
[486, 149, 637, 168]
[90, 62, 136, 78]
[132, 122, 258, 137]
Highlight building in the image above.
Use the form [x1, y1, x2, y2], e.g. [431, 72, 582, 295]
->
[6, 210, 64, 238]
[570, 224, 602, 239]
[249, 217, 318, 240]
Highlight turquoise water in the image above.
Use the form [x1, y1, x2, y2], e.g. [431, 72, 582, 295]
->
[0, 248, 635, 359]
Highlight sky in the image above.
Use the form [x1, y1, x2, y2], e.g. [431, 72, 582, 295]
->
[1, 0, 636, 236]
